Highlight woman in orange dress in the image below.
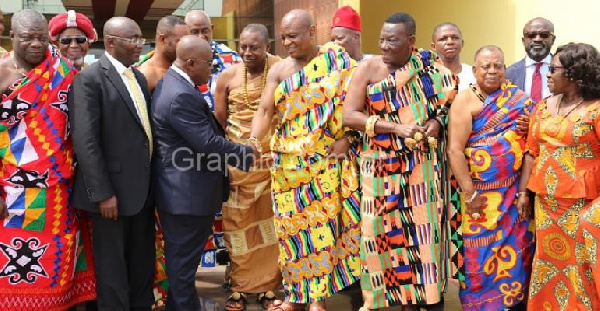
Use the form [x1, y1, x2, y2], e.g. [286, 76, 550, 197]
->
[523, 42, 600, 310]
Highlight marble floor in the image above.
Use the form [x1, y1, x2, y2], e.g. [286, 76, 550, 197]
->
[193, 266, 463, 311]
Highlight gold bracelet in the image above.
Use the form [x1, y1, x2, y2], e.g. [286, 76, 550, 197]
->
[516, 191, 528, 198]
[464, 191, 478, 204]
[365, 115, 379, 137]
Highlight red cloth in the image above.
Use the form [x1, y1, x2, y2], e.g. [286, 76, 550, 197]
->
[331, 5, 361, 32]
[531, 62, 542, 102]
[49, 10, 96, 42]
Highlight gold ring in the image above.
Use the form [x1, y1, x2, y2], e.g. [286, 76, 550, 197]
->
[471, 212, 481, 219]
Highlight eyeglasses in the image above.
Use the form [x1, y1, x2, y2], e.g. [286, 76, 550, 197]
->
[188, 58, 214, 68]
[59, 36, 88, 45]
[524, 31, 554, 39]
[105, 35, 146, 46]
[549, 65, 565, 74]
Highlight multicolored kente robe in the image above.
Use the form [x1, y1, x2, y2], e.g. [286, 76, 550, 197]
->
[270, 42, 361, 303]
[0, 48, 96, 310]
[200, 41, 242, 269]
[459, 82, 535, 310]
[360, 49, 456, 309]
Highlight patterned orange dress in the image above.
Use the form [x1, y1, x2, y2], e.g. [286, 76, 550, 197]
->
[526, 98, 600, 310]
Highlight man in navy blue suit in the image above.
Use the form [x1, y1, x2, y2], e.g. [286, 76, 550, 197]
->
[506, 17, 555, 102]
[151, 35, 257, 310]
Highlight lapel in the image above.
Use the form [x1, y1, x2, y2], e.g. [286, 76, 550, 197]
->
[516, 58, 527, 91]
[100, 55, 144, 129]
[168, 68, 225, 136]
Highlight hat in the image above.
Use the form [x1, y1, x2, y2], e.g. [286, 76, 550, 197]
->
[331, 6, 361, 32]
[49, 10, 97, 42]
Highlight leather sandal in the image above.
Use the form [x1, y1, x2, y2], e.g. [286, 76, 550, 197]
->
[225, 292, 247, 311]
[257, 291, 277, 310]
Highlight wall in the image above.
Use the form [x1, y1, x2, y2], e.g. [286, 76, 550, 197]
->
[359, 0, 517, 65]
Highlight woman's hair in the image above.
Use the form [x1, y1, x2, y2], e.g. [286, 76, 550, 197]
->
[556, 42, 600, 99]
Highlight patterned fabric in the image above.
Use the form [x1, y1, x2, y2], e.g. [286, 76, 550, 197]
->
[222, 54, 282, 293]
[526, 99, 600, 310]
[458, 83, 535, 310]
[270, 42, 361, 303]
[580, 198, 600, 306]
[0, 48, 96, 309]
[199, 42, 242, 269]
[359, 49, 456, 309]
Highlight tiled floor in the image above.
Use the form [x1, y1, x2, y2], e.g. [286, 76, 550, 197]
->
[193, 266, 463, 311]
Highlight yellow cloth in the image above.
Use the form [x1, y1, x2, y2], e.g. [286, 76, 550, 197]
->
[124, 68, 153, 156]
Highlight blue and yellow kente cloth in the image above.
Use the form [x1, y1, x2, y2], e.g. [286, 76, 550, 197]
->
[270, 42, 361, 304]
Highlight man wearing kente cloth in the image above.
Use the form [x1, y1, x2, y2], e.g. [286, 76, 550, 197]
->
[185, 9, 242, 271]
[135, 15, 189, 308]
[448, 46, 535, 310]
[250, 10, 361, 311]
[0, 9, 95, 309]
[344, 12, 456, 310]
[214, 24, 282, 311]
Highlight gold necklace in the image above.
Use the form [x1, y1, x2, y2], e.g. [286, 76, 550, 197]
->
[242, 58, 269, 106]
[556, 94, 584, 120]
[10, 52, 28, 76]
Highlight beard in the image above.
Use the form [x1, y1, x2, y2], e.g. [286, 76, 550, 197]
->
[526, 45, 550, 61]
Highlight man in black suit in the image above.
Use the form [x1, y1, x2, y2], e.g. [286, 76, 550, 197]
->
[69, 17, 155, 311]
[506, 17, 555, 102]
[151, 35, 256, 310]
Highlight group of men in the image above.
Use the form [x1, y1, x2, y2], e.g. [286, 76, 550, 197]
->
[0, 3, 562, 311]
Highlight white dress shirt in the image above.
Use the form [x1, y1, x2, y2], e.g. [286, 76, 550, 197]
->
[458, 63, 476, 91]
[171, 64, 194, 87]
[524, 54, 552, 99]
[104, 52, 147, 120]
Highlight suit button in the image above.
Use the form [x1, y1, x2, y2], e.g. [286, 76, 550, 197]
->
[145, 164, 150, 169]
[144, 142, 149, 149]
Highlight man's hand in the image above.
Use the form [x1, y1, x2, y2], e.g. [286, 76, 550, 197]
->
[99, 196, 118, 220]
[0, 198, 8, 220]
[516, 115, 529, 136]
[516, 193, 532, 219]
[327, 138, 350, 160]
[465, 192, 485, 220]
[424, 119, 442, 139]
[394, 124, 426, 139]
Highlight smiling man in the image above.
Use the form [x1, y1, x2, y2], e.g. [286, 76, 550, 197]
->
[506, 17, 556, 102]
[49, 10, 96, 70]
[249, 9, 361, 311]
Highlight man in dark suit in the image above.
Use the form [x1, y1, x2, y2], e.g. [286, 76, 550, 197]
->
[151, 35, 256, 310]
[506, 17, 555, 102]
[69, 17, 155, 311]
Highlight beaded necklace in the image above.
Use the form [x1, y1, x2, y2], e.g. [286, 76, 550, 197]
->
[470, 83, 487, 102]
[242, 58, 269, 106]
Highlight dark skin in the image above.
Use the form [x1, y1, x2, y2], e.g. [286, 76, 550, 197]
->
[98, 17, 144, 220]
[522, 18, 555, 62]
[185, 10, 213, 42]
[138, 23, 189, 92]
[431, 24, 464, 75]
[250, 10, 350, 163]
[55, 28, 89, 70]
[330, 26, 362, 61]
[448, 48, 531, 220]
[0, 18, 50, 219]
[521, 53, 598, 205]
[343, 22, 441, 140]
[214, 30, 273, 128]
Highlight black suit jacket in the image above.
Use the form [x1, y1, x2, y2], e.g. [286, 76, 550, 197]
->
[151, 68, 253, 216]
[69, 55, 153, 216]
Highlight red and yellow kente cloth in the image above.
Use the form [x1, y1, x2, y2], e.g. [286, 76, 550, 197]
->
[0, 48, 95, 310]
[270, 42, 361, 303]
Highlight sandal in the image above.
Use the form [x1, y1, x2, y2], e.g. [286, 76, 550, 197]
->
[268, 300, 302, 311]
[257, 291, 277, 310]
[225, 292, 247, 311]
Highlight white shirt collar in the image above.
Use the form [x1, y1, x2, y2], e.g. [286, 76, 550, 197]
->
[170, 64, 194, 86]
[104, 51, 130, 74]
[525, 54, 552, 67]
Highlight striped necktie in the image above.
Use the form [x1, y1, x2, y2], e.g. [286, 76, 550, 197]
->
[123, 68, 153, 157]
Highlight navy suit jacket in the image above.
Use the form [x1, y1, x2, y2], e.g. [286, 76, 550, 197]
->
[506, 58, 526, 92]
[151, 68, 253, 216]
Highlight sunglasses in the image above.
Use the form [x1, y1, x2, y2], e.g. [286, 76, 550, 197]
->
[549, 65, 564, 74]
[59, 36, 88, 45]
[524, 31, 554, 39]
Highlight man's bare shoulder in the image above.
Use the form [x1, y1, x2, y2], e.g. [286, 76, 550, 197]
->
[220, 62, 242, 78]
[453, 87, 481, 113]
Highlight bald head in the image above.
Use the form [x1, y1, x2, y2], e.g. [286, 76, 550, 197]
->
[185, 10, 213, 42]
[474, 45, 504, 62]
[282, 9, 314, 29]
[11, 9, 47, 32]
[176, 35, 210, 61]
[523, 17, 554, 34]
[175, 35, 212, 85]
[103, 17, 140, 37]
